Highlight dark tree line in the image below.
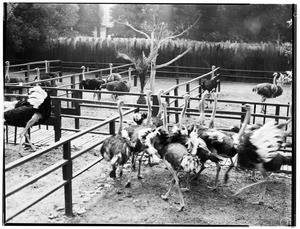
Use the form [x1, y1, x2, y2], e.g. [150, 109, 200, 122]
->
[110, 4, 293, 43]
[4, 3, 294, 59]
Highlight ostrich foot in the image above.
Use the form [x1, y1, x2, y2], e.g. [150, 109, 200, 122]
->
[207, 185, 218, 191]
[180, 187, 190, 192]
[125, 182, 131, 188]
[137, 175, 144, 180]
[177, 205, 185, 212]
[161, 194, 168, 200]
[252, 200, 264, 205]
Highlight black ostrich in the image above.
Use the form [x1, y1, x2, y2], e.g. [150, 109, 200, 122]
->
[33, 60, 58, 86]
[5, 61, 23, 95]
[201, 66, 219, 108]
[133, 89, 164, 127]
[252, 73, 283, 113]
[192, 91, 241, 189]
[233, 104, 291, 204]
[106, 63, 123, 82]
[103, 67, 132, 101]
[4, 86, 52, 156]
[100, 100, 134, 192]
[145, 102, 202, 212]
[80, 66, 106, 100]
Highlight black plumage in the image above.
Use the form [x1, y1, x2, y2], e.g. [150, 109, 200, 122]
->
[5, 61, 23, 94]
[80, 66, 106, 100]
[4, 86, 51, 155]
[233, 104, 291, 204]
[253, 73, 283, 113]
[100, 100, 133, 189]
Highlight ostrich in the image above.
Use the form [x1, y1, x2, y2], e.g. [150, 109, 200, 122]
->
[201, 66, 219, 108]
[100, 100, 134, 191]
[145, 101, 202, 211]
[127, 91, 160, 179]
[4, 86, 52, 156]
[4, 61, 23, 95]
[34, 68, 52, 87]
[132, 89, 164, 127]
[193, 91, 241, 189]
[104, 67, 132, 100]
[233, 104, 291, 204]
[252, 72, 283, 113]
[106, 63, 123, 82]
[80, 66, 106, 100]
[33, 60, 58, 86]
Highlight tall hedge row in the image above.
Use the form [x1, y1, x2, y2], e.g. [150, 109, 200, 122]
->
[32, 37, 292, 71]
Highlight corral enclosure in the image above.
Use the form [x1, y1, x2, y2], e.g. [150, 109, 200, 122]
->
[3, 60, 293, 225]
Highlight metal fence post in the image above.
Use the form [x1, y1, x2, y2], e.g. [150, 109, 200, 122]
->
[166, 92, 170, 123]
[186, 83, 190, 117]
[275, 105, 280, 123]
[63, 141, 73, 216]
[174, 79, 179, 123]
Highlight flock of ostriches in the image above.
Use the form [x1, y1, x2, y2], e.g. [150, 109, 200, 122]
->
[4, 62, 292, 212]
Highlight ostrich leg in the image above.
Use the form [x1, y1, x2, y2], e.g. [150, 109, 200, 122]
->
[18, 113, 41, 156]
[261, 97, 266, 113]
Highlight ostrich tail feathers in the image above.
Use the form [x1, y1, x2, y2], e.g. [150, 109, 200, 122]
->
[28, 86, 47, 109]
[250, 121, 286, 163]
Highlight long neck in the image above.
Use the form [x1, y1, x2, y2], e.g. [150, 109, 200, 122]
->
[208, 94, 217, 129]
[198, 91, 208, 125]
[179, 96, 188, 128]
[37, 68, 40, 81]
[82, 67, 86, 80]
[273, 73, 277, 85]
[110, 63, 113, 75]
[146, 92, 152, 125]
[157, 90, 163, 118]
[45, 60, 48, 73]
[117, 102, 123, 135]
[238, 107, 251, 141]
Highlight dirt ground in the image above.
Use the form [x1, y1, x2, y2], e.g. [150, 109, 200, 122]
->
[3, 76, 293, 226]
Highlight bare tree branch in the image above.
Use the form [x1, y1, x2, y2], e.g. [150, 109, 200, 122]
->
[156, 47, 192, 69]
[114, 20, 151, 39]
[159, 16, 201, 45]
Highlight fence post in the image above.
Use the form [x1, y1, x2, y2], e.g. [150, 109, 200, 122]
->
[25, 64, 30, 82]
[134, 72, 137, 87]
[109, 120, 116, 135]
[186, 83, 190, 117]
[263, 104, 267, 124]
[217, 79, 221, 92]
[63, 141, 73, 217]
[59, 61, 63, 83]
[152, 94, 159, 117]
[275, 105, 280, 123]
[53, 98, 61, 142]
[253, 104, 257, 124]
[198, 79, 202, 98]
[174, 79, 179, 123]
[166, 92, 170, 123]
[71, 75, 76, 107]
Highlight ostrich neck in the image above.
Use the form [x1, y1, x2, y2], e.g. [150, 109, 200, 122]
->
[273, 74, 277, 85]
[117, 103, 123, 135]
[146, 93, 152, 125]
[198, 98, 205, 125]
[37, 69, 40, 81]
[45, 60, 48, 73]
[238, 108, 251, 141]
[157, 92, 163, 118]
[208, 95, 217, 129]
[179, 96, 188, 128]
[82, 68, 86, 80]
[163, 104, 168, 130]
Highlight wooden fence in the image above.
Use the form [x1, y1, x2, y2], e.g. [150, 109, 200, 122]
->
[3, 61, 292, 223]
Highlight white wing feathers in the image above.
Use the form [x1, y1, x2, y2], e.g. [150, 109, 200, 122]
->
[28, 86, 47, 109]
[250, 121, 285, 163]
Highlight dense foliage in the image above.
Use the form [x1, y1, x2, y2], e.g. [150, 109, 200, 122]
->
[110, 4, 293, 43]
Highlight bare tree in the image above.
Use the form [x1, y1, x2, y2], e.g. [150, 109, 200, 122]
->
[115, 17, 199, 94]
